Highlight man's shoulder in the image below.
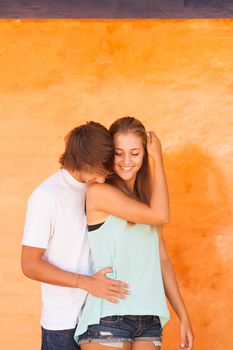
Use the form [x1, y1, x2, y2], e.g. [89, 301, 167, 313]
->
[29, 170, 62, 202]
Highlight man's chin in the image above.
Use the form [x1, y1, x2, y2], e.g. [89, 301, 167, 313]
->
[86, 180, 95, 184]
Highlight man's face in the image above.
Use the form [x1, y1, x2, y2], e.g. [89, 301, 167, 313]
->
[79, 168, 108, 184]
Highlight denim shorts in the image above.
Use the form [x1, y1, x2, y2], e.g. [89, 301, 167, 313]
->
[78, 315, 163, 347]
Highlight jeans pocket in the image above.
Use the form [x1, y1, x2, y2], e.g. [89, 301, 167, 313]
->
[153, 316, 161, 324]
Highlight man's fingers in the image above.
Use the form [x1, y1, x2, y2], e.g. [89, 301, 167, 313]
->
[110, 279, 129, 289]
[107, 290, 127, 299]
[110, 286, 129, 295]
[105, 296, 119, 304]
[98, 267, 113, 275]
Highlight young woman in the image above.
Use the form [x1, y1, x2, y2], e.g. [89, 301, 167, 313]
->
[74, 117, 194, 350]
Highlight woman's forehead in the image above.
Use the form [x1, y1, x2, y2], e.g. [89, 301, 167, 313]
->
[114, 132, 143, 148]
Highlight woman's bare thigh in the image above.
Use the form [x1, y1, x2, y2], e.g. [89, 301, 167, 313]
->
[132, 341, 161, 350]
[81, 342, 132, 350]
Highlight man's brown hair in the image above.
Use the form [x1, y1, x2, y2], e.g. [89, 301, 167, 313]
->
[59, 121, 114, 174]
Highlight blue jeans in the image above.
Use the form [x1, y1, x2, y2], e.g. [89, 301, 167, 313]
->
[41, 327, 80, 350]
[78, 315, 162, 346]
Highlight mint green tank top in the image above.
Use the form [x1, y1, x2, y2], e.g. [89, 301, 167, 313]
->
[74, 215, 170, 341]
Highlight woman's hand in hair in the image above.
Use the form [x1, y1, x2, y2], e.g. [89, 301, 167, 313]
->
[146, 131, 162, 161]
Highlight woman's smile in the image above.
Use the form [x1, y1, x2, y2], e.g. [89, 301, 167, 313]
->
[119, 166, 134, 171]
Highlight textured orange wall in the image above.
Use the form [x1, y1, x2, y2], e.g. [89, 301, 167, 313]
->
[0, 19, 232, 350]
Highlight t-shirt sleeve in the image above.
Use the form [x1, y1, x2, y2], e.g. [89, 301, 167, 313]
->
[22, 189, 54, 249]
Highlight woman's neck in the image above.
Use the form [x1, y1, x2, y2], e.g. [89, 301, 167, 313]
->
[124, 177, 136, 193]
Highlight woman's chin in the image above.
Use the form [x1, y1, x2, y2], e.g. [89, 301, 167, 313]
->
[115, 169, 136, 182]
[118, 173, 135, 182]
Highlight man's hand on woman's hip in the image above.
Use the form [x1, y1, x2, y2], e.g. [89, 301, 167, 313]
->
[77, 267, 129, 303]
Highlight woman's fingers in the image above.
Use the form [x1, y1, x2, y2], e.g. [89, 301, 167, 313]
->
[147, 131, 157, 143]
[178, 327, 194, 350]
[186, 330, 194, 350]
[146, 131, 162, 159]
[178, 326, 187, 350]
[178, 341, 186, 349]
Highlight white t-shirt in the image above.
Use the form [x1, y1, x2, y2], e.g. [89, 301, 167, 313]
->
[22, 169, 92, 330]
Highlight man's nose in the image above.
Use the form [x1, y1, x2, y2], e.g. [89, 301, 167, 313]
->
[95, 176, 106, 184]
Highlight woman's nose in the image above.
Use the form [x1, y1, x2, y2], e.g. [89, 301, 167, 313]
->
[122, 154, 131, 164]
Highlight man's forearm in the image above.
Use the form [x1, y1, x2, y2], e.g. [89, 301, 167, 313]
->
[21, 246, 129, 302]
[22, 255, 90, 289]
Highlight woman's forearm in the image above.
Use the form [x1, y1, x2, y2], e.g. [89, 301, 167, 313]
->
[161, 258, 190, 321]
[150, 153, 170, 224]
[158, 231, 194, 348]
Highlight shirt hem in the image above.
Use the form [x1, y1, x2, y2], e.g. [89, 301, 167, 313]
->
[41, 322, 78, 331]
[22, 241, 48, 249]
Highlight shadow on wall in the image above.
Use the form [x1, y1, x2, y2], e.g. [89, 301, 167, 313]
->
[164, 144, 231, 283]
[163, 144, 232, 348]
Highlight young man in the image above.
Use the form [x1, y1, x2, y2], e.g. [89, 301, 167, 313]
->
[21, 122, 129, 350]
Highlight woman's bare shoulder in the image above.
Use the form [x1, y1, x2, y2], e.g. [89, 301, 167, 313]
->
[86, 183, 121, 211]
[87, 183, 118, 196]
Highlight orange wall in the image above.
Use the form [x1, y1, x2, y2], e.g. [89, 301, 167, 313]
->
[0, 19, 232, 350]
